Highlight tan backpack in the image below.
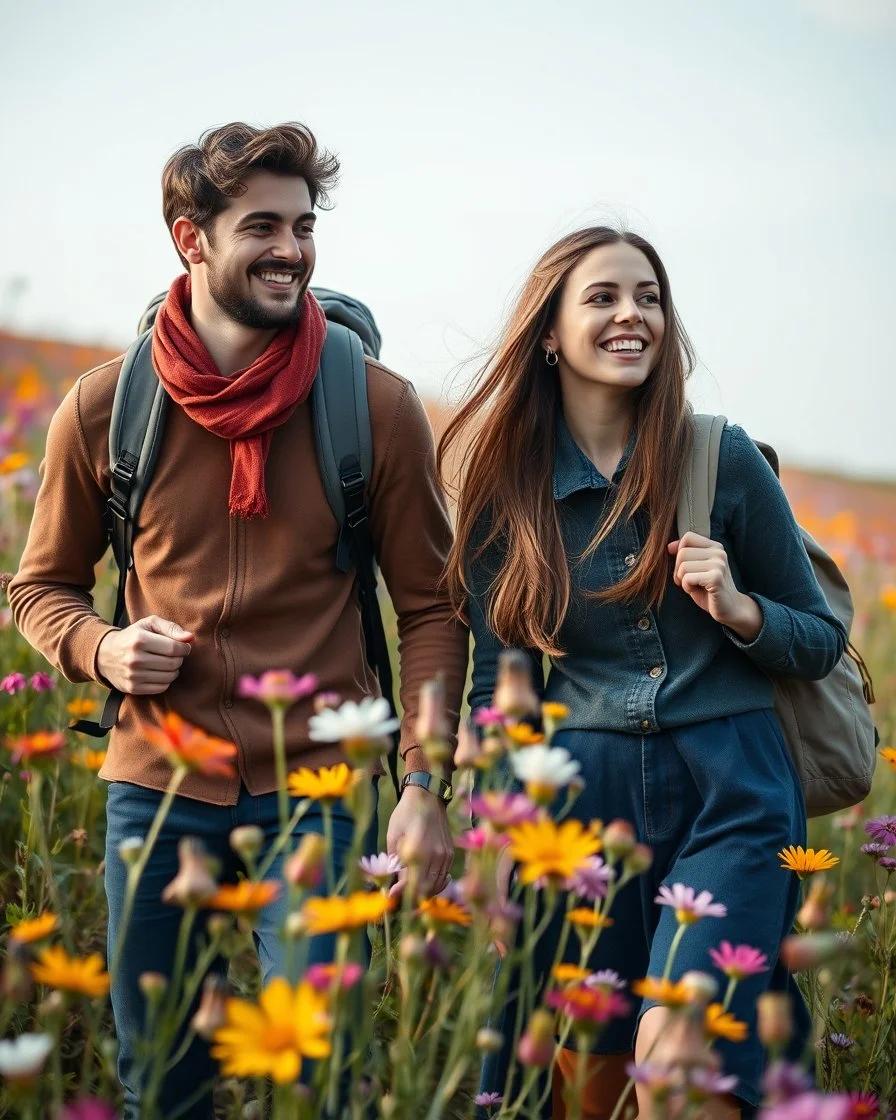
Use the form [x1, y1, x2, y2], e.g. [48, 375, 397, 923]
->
[677, 414, 878, 817]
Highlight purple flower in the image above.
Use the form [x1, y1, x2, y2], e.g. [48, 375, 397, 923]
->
[879, 857, 896, 871]
[759, 1091, 854, 1120]
[1, 673, 26, 695]
[761, 1060, 813, 1104]
[585, 969, 626, 992]
[28, 672, 54, 692]
[237, 670, 318, 706]
[827, 1033, 854, 1050]
[655, 883, 727, 923]
[688, 1068, 738, 1097]
[861, 842, 890, 858]
[567, 855, 615, 902]
[865, 816, 896, 847]
[474, 1092, 503, 1112]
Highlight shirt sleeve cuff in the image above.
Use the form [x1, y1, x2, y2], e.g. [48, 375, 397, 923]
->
[723, 593, 794, 670]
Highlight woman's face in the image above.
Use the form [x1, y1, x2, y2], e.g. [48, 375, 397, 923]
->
[544, 241, 666, 395]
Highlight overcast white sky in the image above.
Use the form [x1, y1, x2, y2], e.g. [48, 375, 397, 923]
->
[1, 0, 894, 476]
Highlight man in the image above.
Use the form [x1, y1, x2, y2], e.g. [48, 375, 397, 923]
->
[9, 121, 468, 1117]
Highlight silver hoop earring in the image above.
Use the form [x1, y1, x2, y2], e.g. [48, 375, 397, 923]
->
[545, 348, 559, 367]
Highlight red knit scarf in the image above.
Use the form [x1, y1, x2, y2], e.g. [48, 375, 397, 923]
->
[152, 273, 327, 518]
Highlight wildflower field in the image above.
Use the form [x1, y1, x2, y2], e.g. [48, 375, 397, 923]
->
[3, 344, 896, 1119]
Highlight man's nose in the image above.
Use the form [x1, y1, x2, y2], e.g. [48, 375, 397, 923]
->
[271, 231, 302, 262]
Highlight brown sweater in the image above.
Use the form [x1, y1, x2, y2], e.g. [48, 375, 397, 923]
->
[9, 354, 469, 804]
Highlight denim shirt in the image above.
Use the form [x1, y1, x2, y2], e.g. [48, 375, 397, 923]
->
[467, 415, 847, 732]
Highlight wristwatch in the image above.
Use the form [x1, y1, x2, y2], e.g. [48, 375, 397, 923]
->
[400, 771, 453, 803]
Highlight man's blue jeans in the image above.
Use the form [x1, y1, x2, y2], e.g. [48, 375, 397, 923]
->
[104, 780, 377, 1120]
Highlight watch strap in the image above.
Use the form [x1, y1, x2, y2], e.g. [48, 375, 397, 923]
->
[400, 771, 453, 803]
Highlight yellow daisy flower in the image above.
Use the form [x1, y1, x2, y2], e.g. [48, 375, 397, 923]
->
[301, 892, 396, 936]
[541, 702, 570, 722]
[566, 908, 614, 931]
[66, 698, 97, 719]
[74, 749, 107, 772]
[705, 1002, 748, 1042]
[30, 945, 110, 998]
[211, 978, 331, 1083]
[0, 452, 29, 475]
[9, 913, 59, 944]
[778, 845, 840, 879]
[631, 977, 691, 1007]
[286, 763, 359, 801]
[417, 897, 472, 927]
[507, 818, 601, 885]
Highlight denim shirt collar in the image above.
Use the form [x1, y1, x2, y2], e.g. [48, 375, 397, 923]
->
[552, 410, 637, 500]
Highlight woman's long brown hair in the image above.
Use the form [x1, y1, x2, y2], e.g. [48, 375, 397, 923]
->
[438, 227, 696, 658]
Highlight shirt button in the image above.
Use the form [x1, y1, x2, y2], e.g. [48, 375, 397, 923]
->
[641, 719, 651, 730]
[637, 615, 651, 631]
[220, 628, 230, 639]
[649, 666, 663, 679]
[624, 553, 637, 568]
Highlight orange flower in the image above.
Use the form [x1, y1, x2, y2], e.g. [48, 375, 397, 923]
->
[9, 913, 59, 944]
[505, 723, 545, 747]
[566, 908, 614, 931]
[6, 732, 66, 765]
[74, 749, 107, 772]
[881, 586, 896, 611]
[142, 713, 237, 777]
[205, 880, 281, 914]
[66, 698, 96, 719]
[417, 897, 472, 928]
[31, 945, 110, 998]
[301, 892, 396, 936]
[879, 748, 896, 771]
[553, 964, 591, 985]
[0, 452, 29, 475]
[705, 1003, 748, 1042]
[631, 977, 691, 1006]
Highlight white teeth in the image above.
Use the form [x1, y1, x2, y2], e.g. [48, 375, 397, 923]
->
[258, 271, 296, 284]
[604, 339, 644, 352]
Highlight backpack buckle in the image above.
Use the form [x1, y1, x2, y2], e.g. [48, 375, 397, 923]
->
[107, 493, 129, 523]
[339, 468, 365, 498]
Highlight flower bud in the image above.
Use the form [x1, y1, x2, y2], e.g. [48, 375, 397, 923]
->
[493, 651, 539, 720]
[138, 972, 168, 1004]
[284, 912, 307, 939]
[679, 971, 718, 1006]
[1, 941, 32, 1003]
[207, 913, 233, 939]
[779, 932, 844, 972]
[38, 990, 66, 1022]
[416, 677, 451, 766]
[229, 825, 264, 863]
[191, 974, 231, 1040]
[399, 934, 426, 964]
[476, 1028, 504, 1053]
[517, 1009, 555, 1068]
[314, 691, 341, 713]
[118, 836, 145, 866]
[284, 832, 328, 889]
[602, 819, 636, 861]
[797, 877, 834, 931]
[756, 992, 793, 1047]
[454, 720, 485, 770]
[624, 843, 654, 877]
[161, 837, 219, 908]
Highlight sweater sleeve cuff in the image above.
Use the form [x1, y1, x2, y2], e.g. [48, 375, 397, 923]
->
[723, 593, 794, 670]
[69, 617, 118, 685]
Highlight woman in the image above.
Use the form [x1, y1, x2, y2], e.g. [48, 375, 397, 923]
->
[438, 228, 846, 1119]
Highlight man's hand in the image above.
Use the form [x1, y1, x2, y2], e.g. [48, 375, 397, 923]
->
[387, 783, 454, 899]
[96, 615, 194, 695]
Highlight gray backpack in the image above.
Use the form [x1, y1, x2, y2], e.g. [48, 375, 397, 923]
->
[71, 287, 401, 794]
[678, 414, 877, 817]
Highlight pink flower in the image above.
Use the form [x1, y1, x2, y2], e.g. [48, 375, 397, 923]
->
[759, 1092, 855, 1120]
[304, 962, 363, 992]
[473, 706, 507, 728]
[546, 985, 630, 1026]
[358, 852, 403, 885]
[688, 1068, 739, 1098]
[60, 1101, 118, 1120]
[625, 1061, 680, 1094]
[455, 826, 506, 852]
[655, 883, 727, 924]
[1, 673, 26, 695]
[864, 816, 896, 846]
[708, 941, 769, 979]
[470, 792, 540, 830]
[237, 670, 318, 707]
[474, 1092, 503, 1112]
[567, 855, 615, 902]
[28, 672, 54, 692]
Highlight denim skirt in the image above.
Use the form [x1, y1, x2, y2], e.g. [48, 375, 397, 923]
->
[479, 708, 809, 1113]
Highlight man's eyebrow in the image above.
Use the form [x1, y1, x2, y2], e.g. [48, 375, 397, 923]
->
[582, 279, 660, 293]
[238, 210, 317, 225]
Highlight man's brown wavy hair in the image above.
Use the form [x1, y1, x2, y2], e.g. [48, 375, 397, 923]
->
[162, 122, 340, 263]
[438, 227, 696, 658]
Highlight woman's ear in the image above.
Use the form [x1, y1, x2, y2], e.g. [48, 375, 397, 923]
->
[542, 328, 559, 357]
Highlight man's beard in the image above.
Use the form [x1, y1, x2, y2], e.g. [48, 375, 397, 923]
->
[207, 261, 308, 330]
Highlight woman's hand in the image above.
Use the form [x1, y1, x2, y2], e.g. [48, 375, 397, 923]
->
[668, 532, 763, 642]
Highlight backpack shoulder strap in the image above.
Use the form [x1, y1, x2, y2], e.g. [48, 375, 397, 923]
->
[676, 413, 727, 539]
[71, 331, 168, 738]
[311, 324, 400, 796]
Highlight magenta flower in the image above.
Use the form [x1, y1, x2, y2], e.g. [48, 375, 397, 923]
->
[473, 706, 506, 728]
[469, 791, 540, 830]
[60, 1101, 119, 1120]
[455, 826, 506, 852]
[655, 883, 727, 923]
[585, 969, 626, 992]
[474, 1092, 503, 1112]
[688, 1068, 738, 1097]
[1, 672, 26, 695]
[546, 985, 630, 1025]
[28, 672, 54, 692]
[358, 852, 403, 885]
[625, 1061, 680, 1094]
[864, 816, 896, 846]
[708, 941, 769, 979]
[304, 962, 363, 993]
[758, 1092, 854, 1120]
[567, 855, 615, 902]
[847, 1091, 879, 1117]
[237, 670, 318, 707]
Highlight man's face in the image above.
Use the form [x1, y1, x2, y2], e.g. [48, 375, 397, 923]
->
[200, 170, 316, 330]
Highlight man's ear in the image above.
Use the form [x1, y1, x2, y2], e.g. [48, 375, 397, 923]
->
[171, 217, 206, 266]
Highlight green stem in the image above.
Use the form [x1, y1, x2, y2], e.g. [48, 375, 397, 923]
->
[271, 703, 290, 837]
[661, 922, 688, 982]
[256, 797, 311, 878]
[722, 975, 738, 1012]
[323, 802, 336, 895]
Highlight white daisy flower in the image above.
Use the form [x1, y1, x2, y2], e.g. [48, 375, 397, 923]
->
[308, 697, 400, 745]
[0, 1033, 54, 1082]
[510, 745, 581, 790]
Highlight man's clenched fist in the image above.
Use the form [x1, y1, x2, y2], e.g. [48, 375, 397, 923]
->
[96, 615, 194, 695]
